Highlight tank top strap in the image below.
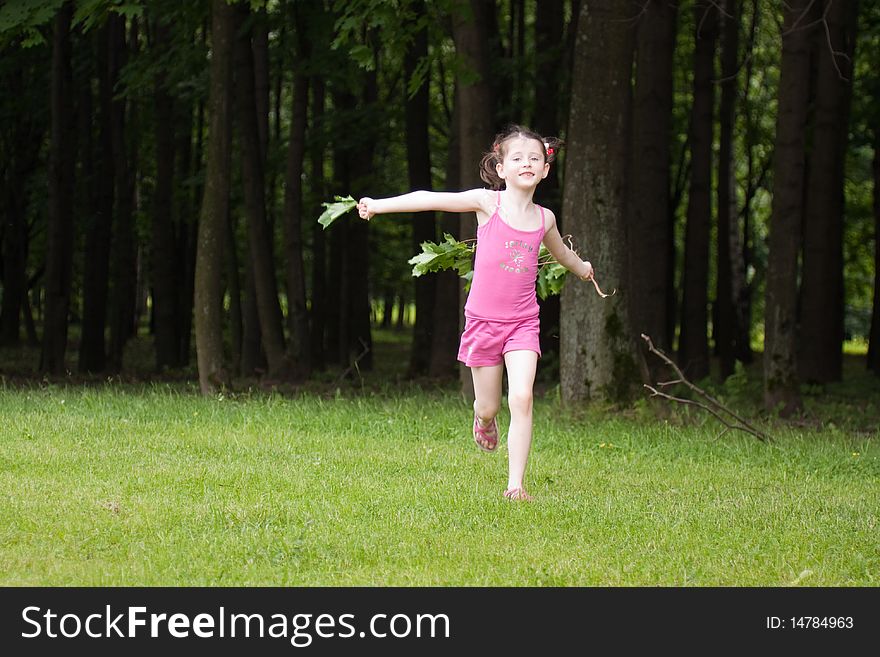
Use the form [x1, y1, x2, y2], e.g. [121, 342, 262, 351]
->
[496, 189, 502, 208]
[537, 204, 546, 232]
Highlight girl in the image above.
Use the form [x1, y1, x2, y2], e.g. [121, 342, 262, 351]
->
[357, 125, 593, 501]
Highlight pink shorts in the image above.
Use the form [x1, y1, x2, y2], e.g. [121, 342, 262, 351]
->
[457, 315, 541, 367]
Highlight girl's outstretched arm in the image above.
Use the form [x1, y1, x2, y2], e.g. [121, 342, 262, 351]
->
[541, 209, 593, 280]
[358, 189, 491, 220]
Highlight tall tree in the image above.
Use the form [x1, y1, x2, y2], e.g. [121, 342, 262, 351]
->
[347, 67, 378, 373]
[560, 0, 641, 402]
[194, 0, 235, 394]
[737, 0, 764, 367]
[405, 6, 436, 378]
[533, 0, 564, 372]
[40, 2, 76, 375]
[80, 22, 118, 373]
[429, 85, 462, 379]
[716, 0, 749, 380]
[224, 208, 244, 373]
[108, 14, 138, 372]
[309, 74, 328, 370]
[180, 63, 207, 368]
[233, 3, 288, 378]
[150, 18, 183, 371]
[679, 1, 718, 381]
[764, 0, 816, 415]
[629, 0, 677, 369]
[282, 4, 311, 377]
[452, 0, 495, 398]
[869, 129, 880, 373]
[0, 45, 45, 347]
[799, 0, 859, 383]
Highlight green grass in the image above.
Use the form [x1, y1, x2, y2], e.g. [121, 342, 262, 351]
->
[1, 379, 878, 586]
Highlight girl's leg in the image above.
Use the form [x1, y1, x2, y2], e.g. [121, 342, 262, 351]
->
[503, 349, 539, 491]
[471, 363, 504, 428]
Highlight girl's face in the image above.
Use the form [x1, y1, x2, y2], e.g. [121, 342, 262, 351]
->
[496, 137, 549, 189]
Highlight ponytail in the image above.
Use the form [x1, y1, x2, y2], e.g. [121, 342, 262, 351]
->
[479, 146, 504, 189]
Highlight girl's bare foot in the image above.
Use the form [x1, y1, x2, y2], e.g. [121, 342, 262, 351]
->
[503, 487, 534, 501]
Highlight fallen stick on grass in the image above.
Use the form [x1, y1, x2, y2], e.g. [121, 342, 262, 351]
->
[641, 333, 770, 442]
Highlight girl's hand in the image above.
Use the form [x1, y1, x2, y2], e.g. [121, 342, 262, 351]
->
[357, 197, 376, 221]
[579, 260, 594, 281]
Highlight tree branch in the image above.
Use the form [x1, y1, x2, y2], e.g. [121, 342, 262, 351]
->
[641, 333, 770, 441]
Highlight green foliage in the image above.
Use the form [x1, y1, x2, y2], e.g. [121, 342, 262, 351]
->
[317, 195, 358, 229]
[408, 234, 570, 299]
[535, 258, 567, 300]
[408, 233, 474, 279]
[0, 0, 64, 47]
[0, 0, 146, 46]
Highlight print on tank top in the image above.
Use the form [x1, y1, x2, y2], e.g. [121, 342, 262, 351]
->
[501, 239, 534, 274]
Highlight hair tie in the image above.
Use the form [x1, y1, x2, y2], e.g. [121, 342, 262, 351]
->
[493, 143, 499, 152]
[547, 147, 554, 156]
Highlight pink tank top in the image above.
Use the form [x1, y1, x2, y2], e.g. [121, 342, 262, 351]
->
[464, 191, 546, 322]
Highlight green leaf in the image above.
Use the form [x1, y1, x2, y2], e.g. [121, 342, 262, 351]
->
[407, 233, 474, 278]
[317, 195, 357, 229]
[537, 261, 568, 300]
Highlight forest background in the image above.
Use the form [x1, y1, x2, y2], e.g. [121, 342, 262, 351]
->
[0, 0, 878, 419]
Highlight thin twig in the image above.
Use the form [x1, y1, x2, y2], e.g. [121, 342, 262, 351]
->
[587, 274, 615, 298]
[641, 333, 770, 441]
[644, 384, 751, 438]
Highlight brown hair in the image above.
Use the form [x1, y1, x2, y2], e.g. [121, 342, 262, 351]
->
[478, 124, 563, 190]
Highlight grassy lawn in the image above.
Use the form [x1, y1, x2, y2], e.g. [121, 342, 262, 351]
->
[0, 331, 878, 586]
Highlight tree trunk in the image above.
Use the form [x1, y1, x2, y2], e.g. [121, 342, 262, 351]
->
[382, 295, 394, 329]
[40, 2, 76, 375]
[629, 0, 677, 370]
[181, 93, 205, 367]
[716, 0, 747, 380]
[452, 0, 495, 400]
[252, 8, 270, 164]
[347, 79, 377, 373]
[533, 0, 563, 140]
[1, 64, 42, 346]
[233, 4, 288, 377]
[225, 210, 244, 374]
[429, 88, 462, 379]
[174, 101, 194, 368]
[534, 0, 564, 374]
[309, 75, 327, 370]
[764, 0, 814, 415]
[239, 261, 263, 375]
[194, 0, 235, 394]
[799, 0, 858, 383]
[282, 13, 311, 377]
[406, 9, 436, 378]
[1, 137, 27, 345]
[108, 14, 138, 372]
[151, 20, 182, 372]
[252, 7, 272, 233]
[560, 0, 641, 403]
[679, 2, 718, 381]
[869, 129, 880, 373]
[79, 24, 116, 373]
[738, 0, 762, 366]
